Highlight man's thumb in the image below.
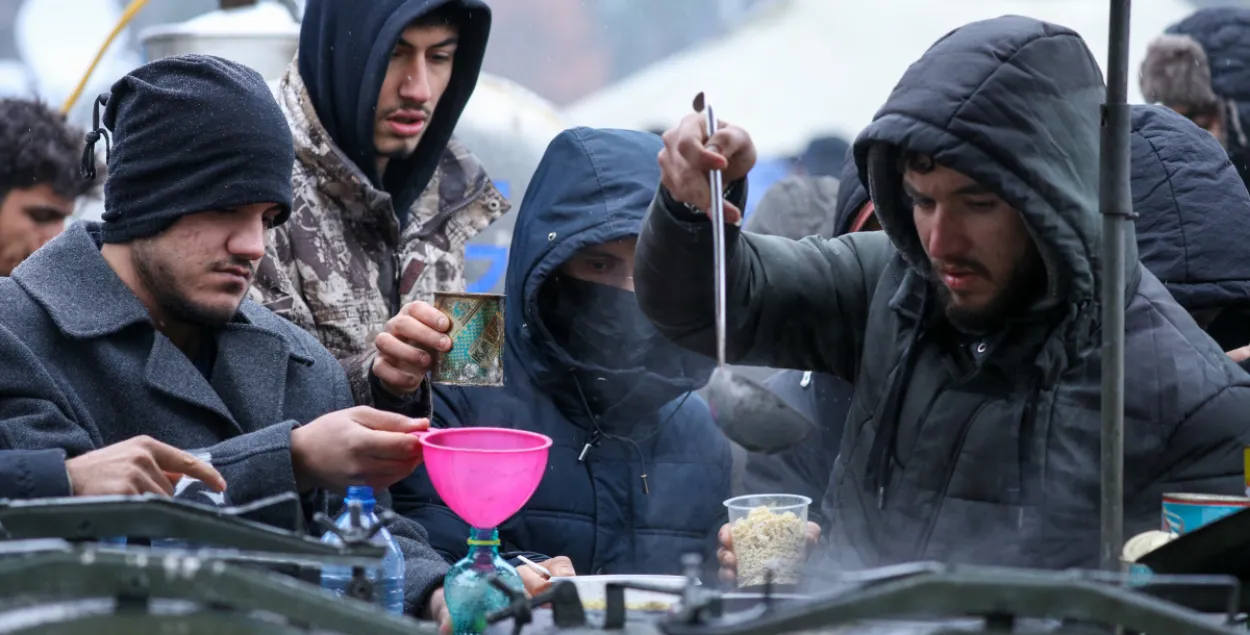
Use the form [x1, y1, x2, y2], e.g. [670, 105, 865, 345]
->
[354, 408, 429, 433]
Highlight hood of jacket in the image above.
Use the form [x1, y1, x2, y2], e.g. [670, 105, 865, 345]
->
[297, 0, 490, 215]
[834, 144, 870, 236]
[1131, 104, 1250, 311]
[744, 175, 840, 239]
[853, 15, 1127, 336]
[505, 127, 715, 421]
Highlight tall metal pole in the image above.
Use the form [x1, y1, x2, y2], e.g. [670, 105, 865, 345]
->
[1099, 0, 1132, 572]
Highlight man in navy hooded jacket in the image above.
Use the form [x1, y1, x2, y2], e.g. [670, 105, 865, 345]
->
[251, 0, 507, 412]
[392, 128, 730, 591]
[1129, 104, 1250, 368]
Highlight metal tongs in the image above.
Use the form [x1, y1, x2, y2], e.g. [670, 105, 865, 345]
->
[694, 93, 815, 455]
[695, 92, 728, 368]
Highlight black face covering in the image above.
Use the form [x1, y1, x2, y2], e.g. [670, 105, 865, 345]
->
[535, 272, 715, 421]
[541, 276, 657, 371]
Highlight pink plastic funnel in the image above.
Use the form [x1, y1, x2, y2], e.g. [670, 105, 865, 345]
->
[413, 427, 553, 529]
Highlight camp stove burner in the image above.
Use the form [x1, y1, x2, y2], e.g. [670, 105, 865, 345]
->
[482, 556, 1250, 635]
[484, 554, 801, 635]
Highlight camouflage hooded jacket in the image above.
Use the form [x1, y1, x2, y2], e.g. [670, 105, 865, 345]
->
[250, 62, 509, 407]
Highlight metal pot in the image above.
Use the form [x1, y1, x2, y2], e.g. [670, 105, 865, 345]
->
[138, 2, 300, 82]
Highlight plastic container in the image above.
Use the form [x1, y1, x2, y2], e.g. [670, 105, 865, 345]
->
[320, 486, 405, 615]
[152, 451, 227, 550]
[99, 450, 223, 549]
[724, 494, 811, 587]
[1161, 493, 1250, 535]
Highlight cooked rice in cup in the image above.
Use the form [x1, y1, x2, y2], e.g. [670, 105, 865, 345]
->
[730, 505, 806, 586]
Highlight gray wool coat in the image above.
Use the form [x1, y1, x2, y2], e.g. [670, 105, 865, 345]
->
[0, 222, 448, 615]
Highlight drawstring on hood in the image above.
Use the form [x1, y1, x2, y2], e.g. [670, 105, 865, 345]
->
[571, 373, 694, 567]
[80, 93, 110, 181]
[572, 374, 694, 495]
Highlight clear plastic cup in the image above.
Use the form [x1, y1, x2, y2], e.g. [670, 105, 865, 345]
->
[724, 494, 811, 587]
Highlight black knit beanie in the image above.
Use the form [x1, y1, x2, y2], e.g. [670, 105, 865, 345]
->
[83, 54, 294, 243]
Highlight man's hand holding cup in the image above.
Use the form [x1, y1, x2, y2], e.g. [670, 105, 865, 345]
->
[373, 301, 453, 397]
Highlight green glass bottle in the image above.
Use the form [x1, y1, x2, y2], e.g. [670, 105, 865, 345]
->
[444, 528, 525, 635]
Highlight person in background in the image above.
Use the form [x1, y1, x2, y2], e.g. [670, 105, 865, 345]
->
[637, 15, 1250, 574]
[393, 128, 727, 594]
[744, 172, 840, 239]
[1129, 104, 1250, 367]
[734, 161, 875, 523]
[705, 171, 841, 498]
[0, 98, 95, 276]
[251, 0, 506, 412]
[1141, 7, 1250, 188]
[714, 143, 877, 502]
[792, 135, 850, 179]
[0, 55, 450, 627]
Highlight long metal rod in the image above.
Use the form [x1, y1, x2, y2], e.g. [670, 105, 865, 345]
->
[1099, 0, 1132, 572]
[705, 100, 728, 367]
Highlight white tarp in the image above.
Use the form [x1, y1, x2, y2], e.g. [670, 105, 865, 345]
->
[16, 0, 143, 121]
[564, 0, 1199, 158]
[455, 72, 570, 231]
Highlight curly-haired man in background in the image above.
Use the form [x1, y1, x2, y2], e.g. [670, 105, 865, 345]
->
[0, 99, 95, 276]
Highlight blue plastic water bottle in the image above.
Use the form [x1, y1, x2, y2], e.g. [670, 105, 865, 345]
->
[320, 486, 405, 615]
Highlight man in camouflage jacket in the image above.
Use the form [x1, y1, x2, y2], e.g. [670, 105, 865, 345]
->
[251, 0, 506, 409]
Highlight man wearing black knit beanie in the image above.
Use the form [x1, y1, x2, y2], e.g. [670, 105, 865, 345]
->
[0, 54, 452, 627]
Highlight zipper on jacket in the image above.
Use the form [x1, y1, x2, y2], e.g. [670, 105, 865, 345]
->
[877, 376, 951, 509]
[413, 177, 493, 240]
[1015, 379, 1042, 531]
[390, 252, 402, 315]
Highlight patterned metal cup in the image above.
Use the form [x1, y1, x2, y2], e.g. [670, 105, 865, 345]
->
[432, 292, 506, 386]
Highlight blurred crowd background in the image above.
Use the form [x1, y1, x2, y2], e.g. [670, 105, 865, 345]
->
[1, 0, 1243, 292]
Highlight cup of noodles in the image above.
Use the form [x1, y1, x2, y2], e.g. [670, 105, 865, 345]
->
[432, 292, 505, 386]
[1161, 493, 1250, 535]
[1244, 446, 1250, 497]
[724, 494, 811, 587]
